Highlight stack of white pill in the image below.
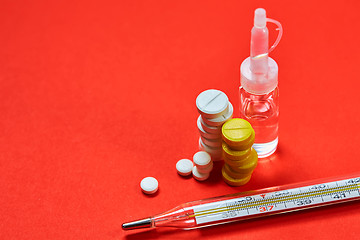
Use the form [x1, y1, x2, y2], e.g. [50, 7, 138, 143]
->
[192, 151, 213, 181]
[196, 89, 233, 161]
[175, 151, 213, 181]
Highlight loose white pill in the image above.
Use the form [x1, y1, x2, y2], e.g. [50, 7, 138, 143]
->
[199, 115, 222, 134]
[197, 161, 214, 174]
[192, 166, 210, 181]
[140, 177, 158, 194]
[196, 89, 229, 119]
[193, 151, 211, 166]
[197, 116, 223, 140]
[202, 102, 234, 127]
[176, 159, 193, 176]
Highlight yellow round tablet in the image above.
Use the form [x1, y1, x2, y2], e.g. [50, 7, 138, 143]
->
[222, 168, 252, 187]
[228, 130, 255, 151]
[223, 163, 251, 179]
[222, 118, 255, 150]
[223, 154, 247, 168]
[223, 148, 257, 168]
[230, 150, 258, 174]
[222, 142, 252, 161]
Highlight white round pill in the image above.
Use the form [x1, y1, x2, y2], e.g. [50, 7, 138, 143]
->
[196, 89, 229, 119]
[202, 102, 234, 127]
[192, 166, 210, 181]
[193, 151, 211, 166]
[199, 138, 223, 161]
[197, 161, 214, 174]
[197, 116, 223, 140]
[176, 159, 193, 176]
[199, 115, 222, 134]
[198, 138, 222, 155]
[200, 135, 222, 148]
[140, 177, 159, 194]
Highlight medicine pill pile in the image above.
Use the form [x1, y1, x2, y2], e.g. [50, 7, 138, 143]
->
[176, 151, 213, 181]
[192, 151, 213, 181]
[221, 118, 258, 186]
[196, 89, 233, 161]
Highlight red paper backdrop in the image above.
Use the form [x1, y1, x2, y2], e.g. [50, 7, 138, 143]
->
[1, 1, 360, 239]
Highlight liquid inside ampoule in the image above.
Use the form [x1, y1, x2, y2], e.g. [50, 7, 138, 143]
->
[239, 87, 279, 158]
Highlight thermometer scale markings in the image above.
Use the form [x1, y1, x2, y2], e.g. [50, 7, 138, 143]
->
[192, 178, 360, 223]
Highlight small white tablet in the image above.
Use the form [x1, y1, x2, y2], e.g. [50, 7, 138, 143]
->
[192, 166, 210, 181]
[197, 116, 223, 140]
[198, 138, 223, 161]
[202, 102, 233, 127]
[196, 89, 229, 119]
[176, 159, 194, 176]
[200, 136, 222, 148]
[199, 115, 222, 134]
[197, 161, 214, 174]
[140, 177, 159, 194]
[193, 151, 211, 166]
[198, 138, 222, 155]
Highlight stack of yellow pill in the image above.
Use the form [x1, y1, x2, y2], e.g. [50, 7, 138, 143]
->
[221, 118, 258, 186]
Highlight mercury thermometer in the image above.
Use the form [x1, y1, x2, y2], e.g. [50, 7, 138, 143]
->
[122, 173, 360, 230]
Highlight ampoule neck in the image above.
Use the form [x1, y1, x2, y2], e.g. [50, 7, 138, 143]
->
[250, 26, 269, 75]
[240, 56, 278, 95]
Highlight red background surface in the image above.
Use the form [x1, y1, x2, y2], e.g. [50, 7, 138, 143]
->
[1, 0, 360, 239]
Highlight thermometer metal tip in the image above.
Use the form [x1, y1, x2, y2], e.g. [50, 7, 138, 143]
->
[122, 218, 152, 230]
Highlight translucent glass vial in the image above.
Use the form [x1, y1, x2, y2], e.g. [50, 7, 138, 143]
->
[239, 87, 279, 157]
[239, 8, 282, 158]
